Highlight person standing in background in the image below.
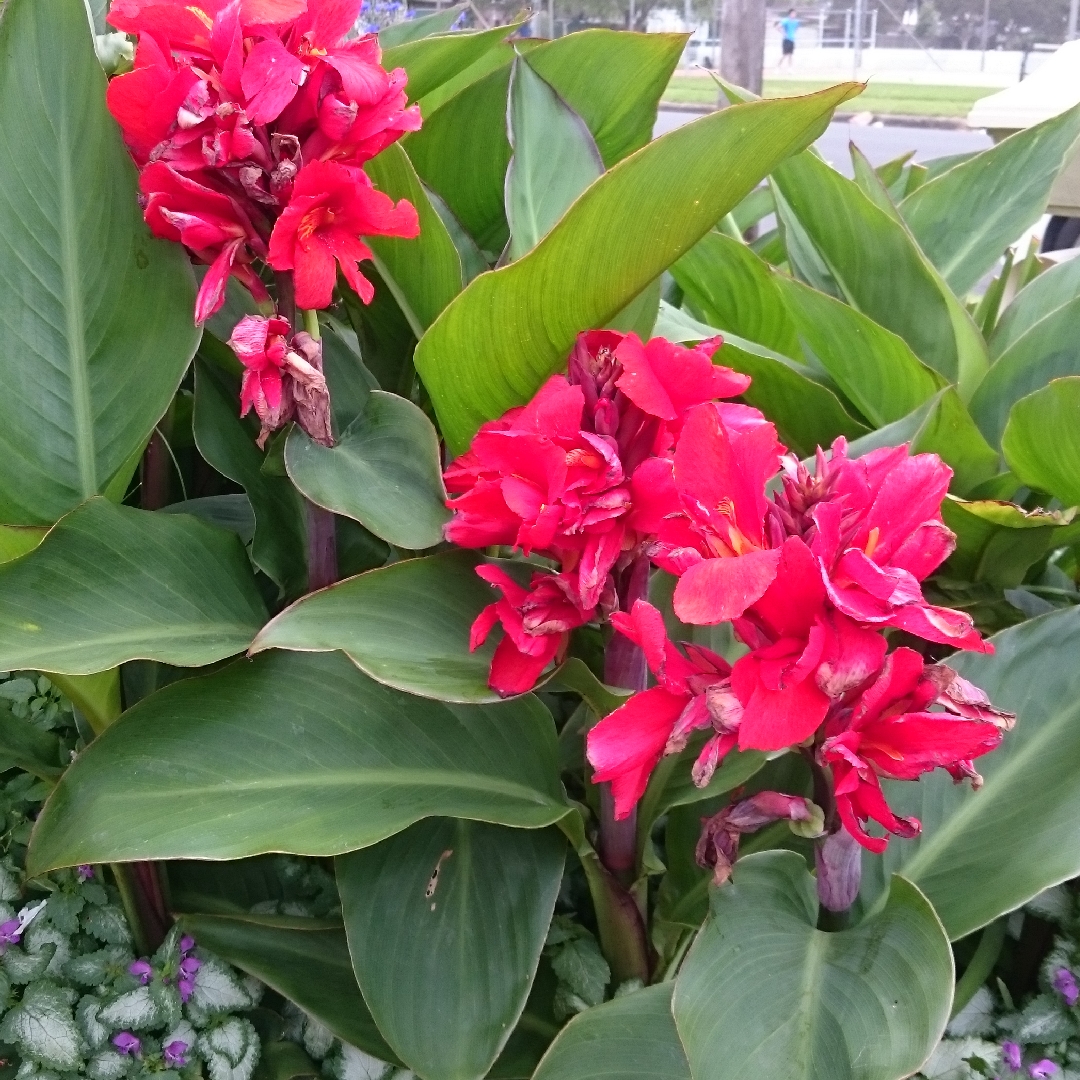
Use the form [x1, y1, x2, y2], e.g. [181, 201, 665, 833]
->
[777, 8, 799, 68]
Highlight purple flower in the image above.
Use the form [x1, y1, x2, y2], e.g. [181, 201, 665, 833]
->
[0, 918, 21, 953]
[1003, 1043, 1023, 1072]
[128, 959, 152, 985]
[1052, 966, 1079, 1007]
[163, 1041, 188, 1068]
[76, 865, 94, 881]
[179, 935, 195, 955]
[179, 976, 196, 1003]
[112, 1033, 141, 1056]
[179, 955, 201, 979]
[1029, 1062, 1058, 1079]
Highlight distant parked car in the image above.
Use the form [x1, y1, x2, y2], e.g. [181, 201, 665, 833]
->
[969, 40, 1080, 250]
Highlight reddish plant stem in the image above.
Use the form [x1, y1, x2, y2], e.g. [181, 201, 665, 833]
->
[274, 270, 338, 592]
[599, 555, 651, 883]
[304, 498, 339, 591]
[140, 429, 171, 510]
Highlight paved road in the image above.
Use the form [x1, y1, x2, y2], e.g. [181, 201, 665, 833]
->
[654, 110, 993, 174]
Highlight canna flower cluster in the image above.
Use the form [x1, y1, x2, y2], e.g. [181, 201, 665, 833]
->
[444, 329, 752, 694]
[443, 330, 1014, 863]
[106, 0, 421, 441]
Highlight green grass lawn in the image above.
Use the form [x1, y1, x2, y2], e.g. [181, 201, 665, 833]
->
[663, 76, 998, 117]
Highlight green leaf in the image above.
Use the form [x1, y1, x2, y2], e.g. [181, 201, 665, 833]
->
[970, 295, 1080, 449]
[900, 105, 1080, 296]
[990, 253, 1080, 360]
[1002, 377, 1080, 507]
[254, 1041, 318, 1080]
[284, 391, 449, 550]
[0, 0, 200, 524]
[771, 151, 988, 399]
[0, 497, 266, 674]
[529, 31, 685, 169]
[672, 851, 952, 1080]
[862, 606, 1080, 939]
[178, 914, 399, 1065]
[160, 495, 256, 544]
[252, 551, 505, 703]
[532, 984, 691, 1080]
[0, 705, 61, 782]
[364, 144, 463, 332]
[774, 274, 943, 427]
[505, 55, 603, 262]
[384, 24, 514, 103]
[337, 819, 565, 1080]
[319, 313, 378, 430]
[27, 650, 567, 872]
[941, 496, 1080, 589]
[0, 525, 46, 564]
[379, 6, 467, 48]
[407, 31, 699, 257]
[653, 301, 869, 459]
[193, 360, 308, 597]
[671, 231, 800, 356]
[417, 84, 860, 454]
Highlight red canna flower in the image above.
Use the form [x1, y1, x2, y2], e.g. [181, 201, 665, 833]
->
[470, 566, 602, 697]
[444, 332, 765, 634]
[696, 791, 822, 886]
[818, 648, 1013, 852]
[778, 439, 989, 652]
[726, 537, 887, 751]
[586, 601, 736, 818]
[228, 314, 332, 447]
[139, 163, 270, 323]
[267, 159, 419, 309]
[649, 401, 787, 626]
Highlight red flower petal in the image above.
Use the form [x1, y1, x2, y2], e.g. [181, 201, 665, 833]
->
[587, 687, 688, 818]
[673, 548, 782, 625]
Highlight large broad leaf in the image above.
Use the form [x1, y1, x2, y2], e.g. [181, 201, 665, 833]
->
[969, 295, 1080, 448]
[774, 275, 943, 427]
[193, 359, 308, 598]
[672, 851, 952, 1080]
[861, 606, 1080, 940]
[941, 496, 1080, 591]
[252, 551, 503, 703]
[900, 105, 1080, 296]
[379, 6, 467, 48]
[384, 24, 514, 104]
[364, 144, 463, 333]
[406, 31, 698, 257]
[417, 85, 859, 454]
[337, 819, 565, 1080]
[673, 232, 942, 429]
[284, 391, 449, 550]
[27, 650, 566, 873]
[672, 231, 800, 356]
[0, 497, 267, 674]
[505, 54, 603, 262]
[990, 254, 1080, 359]
[653, 301, 869, 459]
[178, 913, 399, 1064]
[1002, 377, 1080, 508]
[532, 984, 690, 1080]
[772, 151, 988, 399]
[0, 0, 199, 524]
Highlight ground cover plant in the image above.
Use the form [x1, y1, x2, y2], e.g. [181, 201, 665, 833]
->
[2, 0, 1080, 1077]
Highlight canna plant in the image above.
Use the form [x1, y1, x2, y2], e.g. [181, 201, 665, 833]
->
[3, 0, 1080, 1076]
